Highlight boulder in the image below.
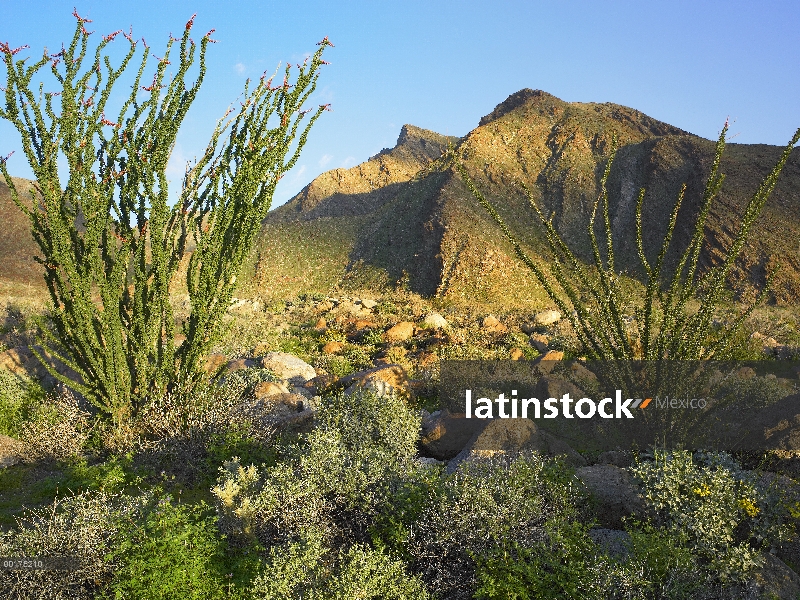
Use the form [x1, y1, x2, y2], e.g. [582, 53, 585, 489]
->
[303, 374, 338, 396]
[322, 341, 344, 354]
[509, 348, 524, 360]
[341, 364, 411, 399]
[314, 317, 327, 331]
[575, 465, 646, 529]
[534, 309, 561, 326]
[260, 352, 316, 383]
[385, 321, 415, 342]
[352, 319, 377, 331]
[361, 299, 378, 309]
[710, 393, 800, 454]
[535, 350, 564, 373]
[419, 410, 485, 461]
[534, 375, 585, 401]
[253, 380, 290, 400]
[225, 358, 257, 374]
[567, 361, 599, 385]
[750, 554, 800, 600]
[423, 313, 449, 329]
[446, 418, 586, 473]
[235, 392, 314, 430]
[529, 333, 549, 352]
[204, 353, 228, 376]
[482, 315, 508, 334]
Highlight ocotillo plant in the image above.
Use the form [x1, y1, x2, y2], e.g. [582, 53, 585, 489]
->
[0, 11, 331, 422]
[456, 124, 800, 363]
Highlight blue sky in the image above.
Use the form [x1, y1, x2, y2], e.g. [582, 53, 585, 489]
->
[2, 1, 798, 207]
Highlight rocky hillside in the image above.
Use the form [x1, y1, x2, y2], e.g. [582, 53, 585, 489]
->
[2, 92, 799, 306]
[252, 89, 800, 305]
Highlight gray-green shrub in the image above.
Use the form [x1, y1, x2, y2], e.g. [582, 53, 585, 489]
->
[630, 449, 794, 582]
[212, 389, 421, 547]
[248, 531, 429, 599]
[404, 453, 586, 600]
[0, 491, 144, 600]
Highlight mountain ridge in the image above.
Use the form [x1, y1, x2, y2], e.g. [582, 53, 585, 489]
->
[254, 89, 800, 304]
[2, 90, 798, 306]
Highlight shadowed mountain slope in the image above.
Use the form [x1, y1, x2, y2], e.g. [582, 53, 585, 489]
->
[252, 90, 800, 305]
[0, 178, 42, 286]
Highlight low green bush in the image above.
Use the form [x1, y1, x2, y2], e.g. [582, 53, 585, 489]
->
[404, 454, 587, 599]
[248, 531, 428, 599]
[630, 449, 794, 582]
[212, 389, 421, 547]
[474, 522, 614, 600]
[102, 494, 257, 600]
[0, 371, 45, 438]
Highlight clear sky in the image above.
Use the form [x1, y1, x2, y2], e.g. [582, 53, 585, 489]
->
[2, 1, 798, 207]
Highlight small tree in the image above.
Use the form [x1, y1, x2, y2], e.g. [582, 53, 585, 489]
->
[456, 123, 800, 362]
[0, 11, 331, 422]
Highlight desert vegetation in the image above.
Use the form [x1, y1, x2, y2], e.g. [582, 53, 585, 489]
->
[2, 12, 800, 600]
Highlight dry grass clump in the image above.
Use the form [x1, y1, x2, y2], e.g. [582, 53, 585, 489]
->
[0, 491, 146, 600]
[17, 389, 90, 464]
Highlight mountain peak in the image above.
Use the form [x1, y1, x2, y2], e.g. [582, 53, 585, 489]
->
[478, 89, 561, 126]
[374, 124, 459, 163]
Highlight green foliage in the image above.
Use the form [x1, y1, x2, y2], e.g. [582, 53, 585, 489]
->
[205, 422, 277, 473]
[102, 495, 253, 600]
[474, 522, 609, 600]
[630, 449, 793, 581]
[212, 389, 421, 546]
[0, 13, 331, 422]
[624, 524, 705, 598]
[0, 370, 44, 437]
[456, 125, 800, 361]
[405, 454, 586, 598]
[474, 522, 711, 600]
[248, 531, 429, 599]
[317, 354, 356, 377]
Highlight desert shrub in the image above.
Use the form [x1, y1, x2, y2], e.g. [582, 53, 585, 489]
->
[360, 328, 384, 347]
[473, 522, 623, 600]
[714, 371, 793, 409]
[212, 389, 420, 547]
[342, 345, 374, 372]
[101, 495, 256, 600]
[17, 389, 91, 463]
[315, 354, 356, 378]
[404, 454, 586, 600]
[99, 373, 278, 484]
[0, 370, 45, 437]
[248, 531, 429, 599]
[622, 524, 707, 598]
[0, 491, 143, 600]
[630, 449, 793, 582]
